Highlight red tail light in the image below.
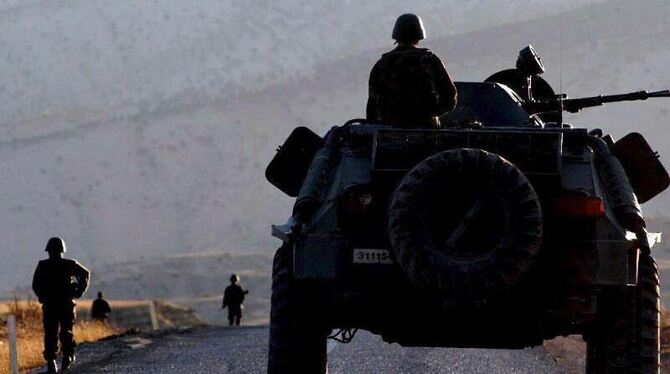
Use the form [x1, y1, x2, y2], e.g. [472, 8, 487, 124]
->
[555, 196, 606, 217]
[341, 191, 373, 216]
[338, 189, 374, 229]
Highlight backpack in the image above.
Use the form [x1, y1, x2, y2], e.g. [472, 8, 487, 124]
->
[376, 48, 439, 123]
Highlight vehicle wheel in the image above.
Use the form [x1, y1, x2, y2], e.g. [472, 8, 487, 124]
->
[267, 243, 328, 374]
[585, 342, 598, 374]
[388, 148, 542, 307]
[586, 253, 660, 374]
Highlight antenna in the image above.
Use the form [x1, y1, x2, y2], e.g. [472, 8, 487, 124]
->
[499, 0, 503, 28]
[559, 0, 564, 94]
[558, 0, 565, 125]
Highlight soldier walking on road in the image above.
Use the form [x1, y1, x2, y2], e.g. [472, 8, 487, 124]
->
[32, 237, 90, 373]
[367, 13, 458, 128]
[91, 291, 112, 322]
[222, 274, 249, 326]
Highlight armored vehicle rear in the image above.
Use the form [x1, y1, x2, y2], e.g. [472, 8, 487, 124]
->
[266, 52, 670, 374]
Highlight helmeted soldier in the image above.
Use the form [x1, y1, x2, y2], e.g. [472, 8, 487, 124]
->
[222, 274, 249, 326]
[484, 45, 558, 122]
[32, 237, 90, 373]
[91, 291, 112, 322]
[367, 13, 458, 128]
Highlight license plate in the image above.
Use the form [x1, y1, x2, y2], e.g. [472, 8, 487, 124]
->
[353, 248, 392, 264]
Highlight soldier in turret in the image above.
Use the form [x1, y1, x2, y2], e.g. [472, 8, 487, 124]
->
[222, 274, 249, 326]
[367, 13, 458, 128]
[32, 237, 90, 373]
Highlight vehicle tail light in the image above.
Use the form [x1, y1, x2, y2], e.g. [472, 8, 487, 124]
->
[555, 196, 606, 217]
[341, 191, 373, 216]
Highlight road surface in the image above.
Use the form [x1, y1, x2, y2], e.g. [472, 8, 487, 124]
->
[54, 326, 565, 373]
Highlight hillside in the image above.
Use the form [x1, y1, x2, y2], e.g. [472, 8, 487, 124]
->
[0, 0, 603, 134]
[84, 251, 273, 325]
[1, 0, 669, 291]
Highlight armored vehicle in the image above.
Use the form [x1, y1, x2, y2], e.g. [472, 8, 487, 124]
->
[265, 47, 670, 374]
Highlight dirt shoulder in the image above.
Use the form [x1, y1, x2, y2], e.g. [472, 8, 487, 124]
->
[544, 328, 670, 374]
[543, 336, 586, 374]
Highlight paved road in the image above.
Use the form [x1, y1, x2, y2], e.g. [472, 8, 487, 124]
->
[62, 326, 564, 373]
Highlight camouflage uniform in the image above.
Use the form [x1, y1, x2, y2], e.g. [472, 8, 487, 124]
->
[32, 257, 90, 361]
[366, 45, 458, 128]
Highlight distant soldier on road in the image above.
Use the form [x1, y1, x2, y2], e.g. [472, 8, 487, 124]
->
[367, 13, 458, 128]
[32, 237, 90, 373]
[222, 274, 249, 326]
[91, 291, 112, 322]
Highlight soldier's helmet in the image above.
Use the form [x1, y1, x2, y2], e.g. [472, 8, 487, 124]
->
[45, 237, 66, 253]
[516, 44, 545, 76]
[230, 274, 240, 283]
[392, 13, 426, 43]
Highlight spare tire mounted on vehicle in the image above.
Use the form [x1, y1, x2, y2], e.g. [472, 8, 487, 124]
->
[388, 148, 543, 307]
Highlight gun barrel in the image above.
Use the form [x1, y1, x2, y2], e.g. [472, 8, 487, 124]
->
[561, 89, 670, 113]
[648, 89, 670, 98]
[528, 89, 670, 115]
[600, 90, 670, 103]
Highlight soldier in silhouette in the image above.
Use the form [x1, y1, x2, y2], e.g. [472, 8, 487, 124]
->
[91, 291, 112, 322]
[367, 13, 458, 128]
[222, 274, 249, 326]
[32, 237, 90, 373]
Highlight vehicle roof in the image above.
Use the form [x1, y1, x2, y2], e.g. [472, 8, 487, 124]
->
[440, 82, 540, 128]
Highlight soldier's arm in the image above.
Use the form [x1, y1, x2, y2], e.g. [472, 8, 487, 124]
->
[72, 261, 91, 297]
[31, 263, 44, 301]
[430, 54, 458, 114]
[366, 62, 381, 121]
